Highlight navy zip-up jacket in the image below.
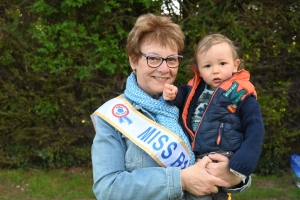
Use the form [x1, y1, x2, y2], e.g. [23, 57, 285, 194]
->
[171, 69, 265, 176]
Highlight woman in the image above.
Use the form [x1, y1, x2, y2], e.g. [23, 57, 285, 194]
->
[91, 13, 250, 200]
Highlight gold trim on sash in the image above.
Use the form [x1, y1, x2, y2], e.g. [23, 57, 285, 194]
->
[91, 96, 190, 169]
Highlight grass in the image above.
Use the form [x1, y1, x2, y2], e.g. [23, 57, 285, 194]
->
[0, 167, 95, 200]
[0, 167, 299, 199]
[233, 171, 300, 200]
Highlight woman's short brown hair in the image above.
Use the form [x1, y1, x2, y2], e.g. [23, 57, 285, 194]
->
[126, 13, 185, 64]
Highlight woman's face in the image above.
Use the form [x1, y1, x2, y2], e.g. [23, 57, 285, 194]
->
[129, 42, 179, 99]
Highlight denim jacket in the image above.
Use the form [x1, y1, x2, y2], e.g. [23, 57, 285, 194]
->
[91, 94, 251, 200]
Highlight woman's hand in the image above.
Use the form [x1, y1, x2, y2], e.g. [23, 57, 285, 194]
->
[205, 153, 242, 187]
[180, 156, 230, 196]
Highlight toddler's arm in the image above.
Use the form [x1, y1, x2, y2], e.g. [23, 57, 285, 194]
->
[163, 84, 178, 101]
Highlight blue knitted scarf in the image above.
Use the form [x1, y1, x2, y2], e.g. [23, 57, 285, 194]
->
[124, 72, 195, 166]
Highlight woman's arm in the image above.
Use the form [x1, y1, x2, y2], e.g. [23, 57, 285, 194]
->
[91, 117, 182, 199]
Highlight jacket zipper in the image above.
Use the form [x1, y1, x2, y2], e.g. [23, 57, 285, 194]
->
[192, 88, 217, 150]
[190, 70, 242, 150]
[192, 78, 231, 149]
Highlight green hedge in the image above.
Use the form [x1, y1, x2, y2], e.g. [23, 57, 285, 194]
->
[1, 0, 300, 174]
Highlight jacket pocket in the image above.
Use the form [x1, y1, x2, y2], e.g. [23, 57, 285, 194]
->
[218, 123, 243, 151]
[216, 123, 224, 145]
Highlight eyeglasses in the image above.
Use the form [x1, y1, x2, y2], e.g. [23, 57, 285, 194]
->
[139, 52, 183, 68]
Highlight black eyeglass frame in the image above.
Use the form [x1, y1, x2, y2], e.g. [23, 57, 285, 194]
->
[139, 51, 183, 68]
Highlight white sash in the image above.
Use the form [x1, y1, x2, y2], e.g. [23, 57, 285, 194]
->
[91, 96, 190, 169]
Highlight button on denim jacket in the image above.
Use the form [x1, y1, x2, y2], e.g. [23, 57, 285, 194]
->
[91, 94, 251, 200]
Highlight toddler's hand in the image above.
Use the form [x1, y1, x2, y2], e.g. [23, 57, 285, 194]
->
[163, 84, 178, 101]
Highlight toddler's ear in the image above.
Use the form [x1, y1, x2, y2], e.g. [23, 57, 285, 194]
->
[194, 66, 202, 77]
[234, 59, 241, 72]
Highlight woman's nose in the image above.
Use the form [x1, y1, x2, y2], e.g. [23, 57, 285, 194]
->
[157, 60, 169, 73]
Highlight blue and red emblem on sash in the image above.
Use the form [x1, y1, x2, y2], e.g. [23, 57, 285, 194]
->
[112, 104, 132, 124]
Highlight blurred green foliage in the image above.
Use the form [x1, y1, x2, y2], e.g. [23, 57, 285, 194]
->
[1, 0, 300, 174]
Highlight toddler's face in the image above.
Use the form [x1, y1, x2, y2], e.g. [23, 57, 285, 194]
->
[197, 42, 240, 90]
